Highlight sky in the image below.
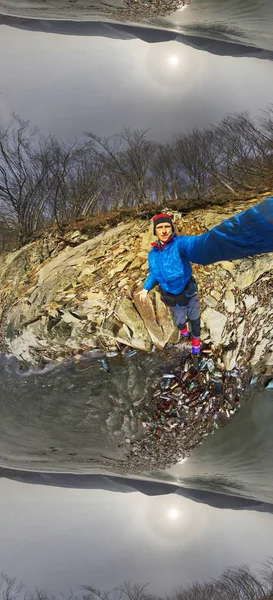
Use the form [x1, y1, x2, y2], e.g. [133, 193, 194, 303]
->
[1, 25, 273, 141]
[1, 478, 273, 595]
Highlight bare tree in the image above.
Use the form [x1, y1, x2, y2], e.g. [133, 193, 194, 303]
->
[0, 115, 52, 245]
[85, 128, 156, 207]
[1, 565, 273, 600]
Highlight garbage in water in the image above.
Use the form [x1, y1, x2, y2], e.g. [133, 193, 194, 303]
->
[100, 358, 110, 373]
[126, 349, 138, 358]
[128, 350, 245, 471]
[265, 379, 273, 391]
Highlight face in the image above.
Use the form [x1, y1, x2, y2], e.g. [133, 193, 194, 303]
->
[155, 222, 173, 243]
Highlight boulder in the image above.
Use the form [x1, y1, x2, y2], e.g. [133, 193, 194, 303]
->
[251, 339, 270, 366]
[203, 295, 218, 308]
[224, 289, 235, 313]
[133, 288, 179, 349]
[201, 307, 227, 346]
[233, 254, 273, 290]
[243, 295, 258, 309]
[115, 297, 150, 344]
[223, 320, 245, 370]
[200, 211, 231, 230]
[101, 313, 152, 351]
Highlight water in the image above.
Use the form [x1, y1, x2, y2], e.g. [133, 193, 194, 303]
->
[1, 0, 273, 54]
[1, 351, 273, 507]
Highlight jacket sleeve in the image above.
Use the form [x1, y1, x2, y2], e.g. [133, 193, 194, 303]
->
[143, 272, 158, 291]
[143, 251, 158, 290]
[178, 196, 273, 266]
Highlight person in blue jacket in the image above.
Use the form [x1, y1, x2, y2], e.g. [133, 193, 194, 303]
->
[137, 195, 273, 355]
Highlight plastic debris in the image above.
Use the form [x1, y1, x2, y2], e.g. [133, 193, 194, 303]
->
[100, 358, 110, 373]
[129, 350, 245, 469]
[265, 379, 273, 390]
[126, 349, 138, 358]
[206, 359, 215, 373]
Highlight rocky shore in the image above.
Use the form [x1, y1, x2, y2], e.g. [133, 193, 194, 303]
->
[0, 194, 272, 472]
[0, 193, 272, 377]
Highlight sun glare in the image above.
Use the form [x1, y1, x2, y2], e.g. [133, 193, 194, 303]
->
[169, 55, 179, 67]
[167, 507, 180, 521]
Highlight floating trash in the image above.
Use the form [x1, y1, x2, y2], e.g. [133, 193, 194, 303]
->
[126, 349, 138, 358]
[265, 379, 273, 390]
[100, 358, 110, 373]
[129, 349, 245, 471]
[206, 359, 215, 373]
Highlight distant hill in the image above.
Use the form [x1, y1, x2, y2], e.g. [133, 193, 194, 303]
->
[1, 13, 273, 60]
[1, 466, 273, 513]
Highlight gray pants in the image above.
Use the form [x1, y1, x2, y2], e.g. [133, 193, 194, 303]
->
[172, 293, 200, 338]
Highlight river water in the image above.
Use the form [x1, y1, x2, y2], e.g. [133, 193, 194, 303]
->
[1, 0, 273, 54]
[1, 350, 273, 507]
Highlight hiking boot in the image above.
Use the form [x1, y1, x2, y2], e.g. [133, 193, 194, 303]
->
[192, 337, 201, 355]
[180, 327, 189, 338]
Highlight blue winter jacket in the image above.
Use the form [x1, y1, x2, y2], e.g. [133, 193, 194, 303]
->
[144, 196, 273, 294]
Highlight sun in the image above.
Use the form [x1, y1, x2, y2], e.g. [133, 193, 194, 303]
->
[169, 55, 179, 67]
[167, 507, 180, 521]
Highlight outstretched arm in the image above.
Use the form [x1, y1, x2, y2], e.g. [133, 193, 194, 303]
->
[180, 196, 273, 266]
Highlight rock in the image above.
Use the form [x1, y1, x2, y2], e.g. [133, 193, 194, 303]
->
[82, 291, 107, 309]
[133, 288, 178, 349]
[223, 320, 245, 370]
[129, 254, 147, 270]
[140, 227, 154, 251]
[234, 254, 273, 290]
[201, 307, 227, 346]
[264, 351, 273, 371]
[61, 311, 82, 325]
[77, 266, 96, 280]
[224, 289, 235, 313]
[200, 211, 231, 230]
[101, 313, 152, 351]
[115, 297, 151, 346]
[70, 230, 81, 239]
[203, 295, 218, 308]
[210, 290, 221, 301]
[154, 290, 180, 345]
[7, 326, 47, 363]
[217, 260, 235, 275]
[251, 339, 270, 366]
[118, 277, 129, 289]
[108, 258, 133, 277]
[243, 295, 258, 309]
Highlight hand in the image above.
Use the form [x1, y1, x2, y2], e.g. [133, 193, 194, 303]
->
[136, 289, 148, 303]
